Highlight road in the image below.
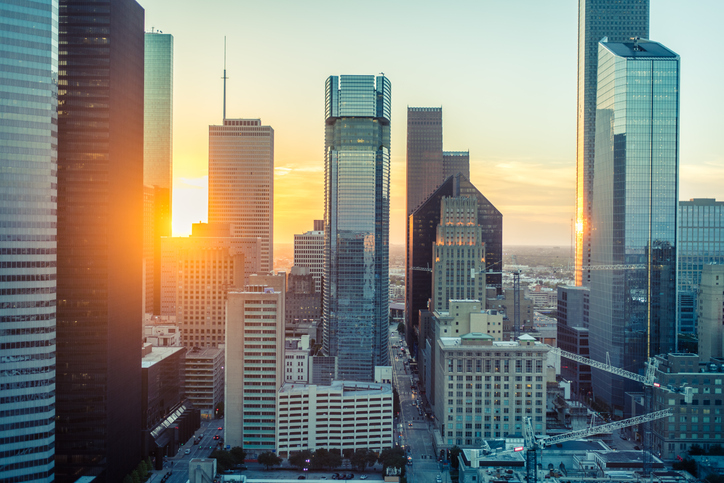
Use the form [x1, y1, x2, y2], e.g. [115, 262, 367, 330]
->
[154, 418, 225, 483]
[389, 329, 442, 483]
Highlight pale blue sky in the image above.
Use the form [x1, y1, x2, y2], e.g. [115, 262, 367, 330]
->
[142, 0, 724, 246]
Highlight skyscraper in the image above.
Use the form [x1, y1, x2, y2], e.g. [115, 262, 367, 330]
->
[0, 1, 57, 481]
[55, 0, 145, 480]
[144, 31, 174, 315]
[589, 39, 679, 413]
[575, 0, 649, 286]
[323, 75, 391, 381]
[677, 199, 724, 335]
[407, 174, 502, 356]
[208, 118, 274, 273]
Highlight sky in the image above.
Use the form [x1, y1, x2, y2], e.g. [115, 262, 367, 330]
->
[141, 0, 724, 248]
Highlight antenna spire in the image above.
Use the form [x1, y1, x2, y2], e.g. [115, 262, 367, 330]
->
[222, 36, 228, 120]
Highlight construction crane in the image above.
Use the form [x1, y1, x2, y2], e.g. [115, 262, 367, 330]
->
[516, 409, 673, 483]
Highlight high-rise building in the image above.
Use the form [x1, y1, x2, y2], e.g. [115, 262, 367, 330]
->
[431, 196, 486, 312]
[575, 0, 649, 286]
[293, 220, 324, 293]
[0, 1, 57, 481]
[55, 0, 145, 481]
[160, 223, 261, 348]
[697, 264, 724, 362]
[677, 199, 724, 335]
[144, 31, 174, 315]
[556, 286, 591, 397]
[225, 275, 286, 454]
[323, 75, 391, 382]
[589, 39, 679, 414]
[208, 118, 274, 273]
[407, 174, 502, 356]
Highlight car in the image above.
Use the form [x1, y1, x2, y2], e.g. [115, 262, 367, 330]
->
[298, 476, 306, 480]
[321, 477, 328, 480]
[184, 449, 191, 455]
[408, 422, 412, 427]
[213, 435, 220, 440]
[218, 427, 223, 431]
[437, 475, 442, 483]
[360, 476, 368, 480]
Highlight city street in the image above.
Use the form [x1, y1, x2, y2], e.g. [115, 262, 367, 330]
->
[151, 418, 224, 483]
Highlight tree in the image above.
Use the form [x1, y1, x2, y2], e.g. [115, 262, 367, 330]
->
[289, 449, 314, 470]
[397, 322, 405, 335]
[449, 446, 462, 469]
[689, 444, 706, 455]
[392, 387, 401, 417]
[313, 448, 330, 469]
[210, 449, 236, 472]
[123, 475, 133, 483]
[145, 456, 153, 473]
[230, 446, 247, 464]
[215, 401, 225, 418]
[326, 451, 342, 470]
[673, 457, 697, 477]
[131, 469, 141, 483]
[350, 449, 377, 472]
[379, 447, 406, 472]
[258, 451, 282, 470]
[709, 444, 724, 456]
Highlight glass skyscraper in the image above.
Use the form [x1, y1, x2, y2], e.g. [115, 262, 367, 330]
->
[323, 75, 391, 381]
[575, 0, 649, 286]
[0, 1, 57, 481]
[677, 199, 724, 335]
[56, 0, 145, 480]
[144, 31, 173, 315]
[589, 39, 679, 414]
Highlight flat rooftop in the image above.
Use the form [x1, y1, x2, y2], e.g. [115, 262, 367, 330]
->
[279, 380, 392, 396]
[141, 346, 185, 368]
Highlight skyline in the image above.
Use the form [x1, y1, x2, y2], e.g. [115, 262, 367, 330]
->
[139, 0, 724, 247]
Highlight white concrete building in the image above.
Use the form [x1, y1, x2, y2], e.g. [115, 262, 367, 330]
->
[293, 220, 324, 293]
[276, 381, 394, 458]
[285, 336, 310, 383]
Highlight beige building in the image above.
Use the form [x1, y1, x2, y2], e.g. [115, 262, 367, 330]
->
[225, 274, 286, 455]
[432, 197, 487, 312]
[276, 381, 394, 458]
[433, 333, 549, 449]
[208, 118, 274, 273]
[185, 347, 224, 418]
[160, 223, 261, 348]
[697, 264, 724, 361]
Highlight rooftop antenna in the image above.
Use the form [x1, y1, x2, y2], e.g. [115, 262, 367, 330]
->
[222, 36, 228, 121]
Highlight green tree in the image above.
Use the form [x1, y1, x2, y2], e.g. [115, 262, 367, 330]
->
[258, 451, 283, 470]
[689, 444, 706, 455]
[313, 448, 330, 469]
[326, 451, 342, 469]
[397, 322, 405, 335]
[289, 449, 314, 470]
[230, 446, 247, 464]
[379, 447, 406, 472]
[146, 456, 153, 473]
[210, 449, 236, 472]
[673, 457, 697, 477]
[131, 469, 141, 483]
[350, 449, 377, 472]
[449, 446, 462, 469]
[709, 444, 724, 456]
[123, 475, 133, 483]
[392, 387, 401, 416]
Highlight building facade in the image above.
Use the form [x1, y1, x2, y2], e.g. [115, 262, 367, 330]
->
[208, 119, 274, 273]
[323, 75, 391, 382]
[433, 334, 550, 448]
[294, 221, 324, 293]
[286, 266, 321, 328]
[225, 278, 286, 454]
[678, 199, 724, 335]
[556, 286, 591, 397]
[185, 347, 224, 418]
[276, 382, 394, 458]
[589, 39, 679, 414]
[0, 0, 57, 481]
[407, 107, 443, 216]
[284, 337, 311, 384]
[160, 223, 261, 348]
[55, 0, 145, 480]
[575, 0, 650, 286]
[407, 174, 503, 355]
[144, 31, 174, 315]
[697, 265, 724, 361]
[432, 197, 487, 312]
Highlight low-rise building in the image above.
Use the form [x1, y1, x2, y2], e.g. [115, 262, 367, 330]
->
[285, 336, 311, 383]
[275, 381, 394, 458]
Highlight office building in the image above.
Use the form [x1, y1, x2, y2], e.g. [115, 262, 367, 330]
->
[486, 289, 535, 335]
[144, 31, 174, 315]
[405, 107, 470, 216]
[407, 173, 502, 355]
[323, 75, 391, 382]
[294, 220, 325, 293]
[55, 0, 145, 481]
[208, 118, 274, 273]
[185, 347, 224, 418]
[141, 344, 186, 432]
[225, 276, 286, 454]
[575, 0, 649, 286]
[556, 286, 591, 397]
[678, 199, 724, 335]
[697, 264, 724, 361]
[589, 39, 679, 414]
[275, 381, 394, 458]
[651, 354, 724, 461]
[0, 0, 57, 481]
[160, 222, 261, 348]
[284, 336, 311, 383]
[433, 333, 550, 448]
[432, 196, 487, 312]
[286, 266, 321, 328]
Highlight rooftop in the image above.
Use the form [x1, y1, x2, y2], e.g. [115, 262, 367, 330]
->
[141, 346, 185, 368]
[601, 39, 679, 59]
[279, 380, 392, 396]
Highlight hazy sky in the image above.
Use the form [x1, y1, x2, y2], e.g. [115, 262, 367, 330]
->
[141, 0, 724, 247]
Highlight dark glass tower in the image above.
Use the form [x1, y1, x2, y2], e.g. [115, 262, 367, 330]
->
[0, 1, 58, 481]
[407, 107, 443, 216]
[323, 75, 391, 381]
[589, 39, 679, 414]
[407, 174, 502, 354]
[56, 0, 145, 481]
[575, 0, 649, 286]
